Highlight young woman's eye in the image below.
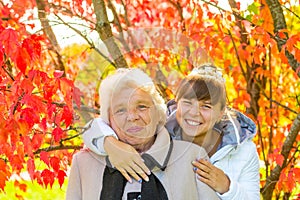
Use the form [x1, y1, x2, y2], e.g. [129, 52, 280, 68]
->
[137, 104, 149, 110]
[202, 104, 212, 109]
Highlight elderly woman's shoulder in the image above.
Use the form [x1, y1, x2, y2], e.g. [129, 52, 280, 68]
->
[72, 148, 106, 164]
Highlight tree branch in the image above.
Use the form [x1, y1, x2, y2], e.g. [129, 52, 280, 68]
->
[106, 0, 131, 53]
[92, 0, 128, 68]
[34, 145, 82, 154]
[265, 0, 300, 77]
[167, 0, 186, 32]
[53, 14, 115, 67]
[261, 113, 300, 199]
[35, 0, 66, 75]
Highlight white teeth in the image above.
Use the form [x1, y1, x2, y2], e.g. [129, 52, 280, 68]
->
[185, 120, 201, 126]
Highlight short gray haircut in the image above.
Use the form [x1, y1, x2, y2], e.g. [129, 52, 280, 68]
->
[99, 68, 167, 127]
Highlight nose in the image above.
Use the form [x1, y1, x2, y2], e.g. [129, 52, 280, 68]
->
[188, 104, 201, 116]
[127, 109, 139, 121]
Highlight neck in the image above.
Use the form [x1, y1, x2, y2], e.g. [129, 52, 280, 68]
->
[133, 136, 156, 153]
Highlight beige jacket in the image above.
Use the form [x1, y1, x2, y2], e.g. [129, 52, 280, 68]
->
[66, 130, 219, 200]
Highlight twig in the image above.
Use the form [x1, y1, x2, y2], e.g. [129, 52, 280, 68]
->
[34, 145, 82, 154]
[54, 14, 116, 67]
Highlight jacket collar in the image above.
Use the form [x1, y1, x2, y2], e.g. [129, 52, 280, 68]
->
[141, 128, 173, 171]
[91, 128, 173, 171]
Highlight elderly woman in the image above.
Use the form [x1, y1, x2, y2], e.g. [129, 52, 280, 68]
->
[66, 68, 218, 200]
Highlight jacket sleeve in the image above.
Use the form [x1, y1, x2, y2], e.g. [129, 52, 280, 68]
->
[83, 118, 118, 155]
[66, 154, 82, 200]
[217, 141, 260, 200]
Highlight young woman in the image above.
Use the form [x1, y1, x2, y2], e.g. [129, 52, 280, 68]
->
[66, 68, 218, 200]
[83, 65, 260, 199]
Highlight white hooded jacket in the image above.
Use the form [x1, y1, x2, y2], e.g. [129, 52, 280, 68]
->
[165, 107, 260, 200]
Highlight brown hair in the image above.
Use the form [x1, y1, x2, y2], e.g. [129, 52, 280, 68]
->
[175, 75, 226, 110]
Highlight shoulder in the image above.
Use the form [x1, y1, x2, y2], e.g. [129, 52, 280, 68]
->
[239, 140, 258, 157]
[229, 140, 258, 163]
[72, 148, 105, 165]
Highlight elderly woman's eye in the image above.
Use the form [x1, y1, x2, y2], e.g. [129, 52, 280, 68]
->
[182, 100, 192, 105]
[115, 108, 126, 114]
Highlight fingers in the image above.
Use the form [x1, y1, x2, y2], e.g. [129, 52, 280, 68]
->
[128, 161, 150, 182]
[133, 158, 151, 181]
[192, 159, 230, 194]
[116, 159, 151, 183]
[192, 159, 211, 176]
[124, 165, 142, 182]
[117, 167, 132, 183]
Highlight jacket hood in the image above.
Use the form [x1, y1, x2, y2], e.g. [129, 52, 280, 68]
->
[218, 108, 257, 147]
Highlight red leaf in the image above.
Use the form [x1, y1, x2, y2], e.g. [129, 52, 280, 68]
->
[41, 169, 55, 188]
[0, 160, 10, 191]
[0, 47, 4, 66]
[14, 180, 27, 192]
[50, 156, 60, 172]
[22, 36, 41, 61]
[52, 127, 64, 142]
[27, 158, 35, 180]
[287, 170, 295, 192]
[0, 28, 19, 59]
[40, 151, 49, 166]
[61, 106, 73, 127]
[57, 170, 67, 188]
[39, 117, 47, 132]
[15, 47, 30, 74]
[54, 70, 64, 78]
[19, 78, 34, 94]
[22, 136, 33, 158]
[59, 78, 74, 106]
[31, 133, 44, 150]
[20, 107, 40, 129]
[73, 86, 82, 109]
[275, 154, 284, 167]
[0, 172, 8, 191]
[47, 103, 57, 120]
[9, 155, 23, 171]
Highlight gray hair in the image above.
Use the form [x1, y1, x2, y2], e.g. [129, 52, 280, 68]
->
[99, 68, 167, 126]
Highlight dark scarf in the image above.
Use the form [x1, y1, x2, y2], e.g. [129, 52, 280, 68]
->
[100, 138, 173, 200]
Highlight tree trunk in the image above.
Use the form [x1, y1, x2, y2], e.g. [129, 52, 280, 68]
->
[265, 0, 300, 77]
[261, 113, 300, 200]
[92, 0, 128, 68]
[36, 0, 66, 74]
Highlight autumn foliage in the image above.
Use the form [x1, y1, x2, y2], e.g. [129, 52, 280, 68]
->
[0, 0, 299, 199]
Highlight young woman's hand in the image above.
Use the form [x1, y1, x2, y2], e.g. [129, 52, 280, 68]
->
[192, 159, 230, 194]
[104, 136, 151, 183]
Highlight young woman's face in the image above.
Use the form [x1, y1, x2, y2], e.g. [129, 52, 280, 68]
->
[176, 98, 223, 137]
[109, 87, 159, 147]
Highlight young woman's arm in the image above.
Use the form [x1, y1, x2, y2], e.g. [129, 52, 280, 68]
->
[82, 118, 150, 182]
[192, 141, 260, 200]
[83, 118, 118, 155]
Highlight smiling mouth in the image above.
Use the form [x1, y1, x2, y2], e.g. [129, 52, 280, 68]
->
[127, 126, 143, 133]
[185, 119, 202, 126]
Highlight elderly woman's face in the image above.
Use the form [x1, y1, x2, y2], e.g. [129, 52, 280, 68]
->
[109, 87, 159, 148]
